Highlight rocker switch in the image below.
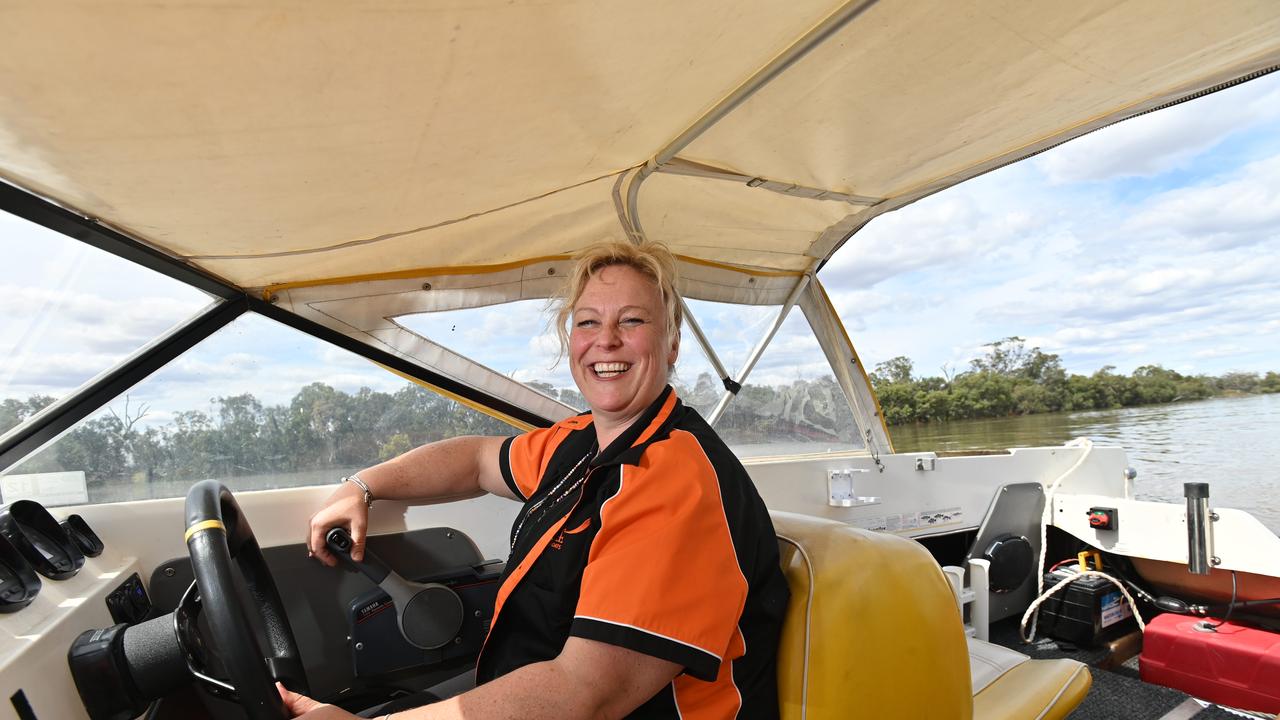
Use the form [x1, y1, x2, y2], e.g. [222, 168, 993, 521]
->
[1087, 507, 1118, 531]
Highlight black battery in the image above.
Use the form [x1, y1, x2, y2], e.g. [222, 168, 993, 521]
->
[1037, 568, 1137, 647]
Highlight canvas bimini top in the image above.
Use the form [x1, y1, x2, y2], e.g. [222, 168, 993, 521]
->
[1, 0, 1279, 433]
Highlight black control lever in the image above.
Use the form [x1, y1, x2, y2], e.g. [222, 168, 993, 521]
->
[325, 527, 464, 650]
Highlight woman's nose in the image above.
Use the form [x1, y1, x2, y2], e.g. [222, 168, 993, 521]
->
[597, 322, 622, 347]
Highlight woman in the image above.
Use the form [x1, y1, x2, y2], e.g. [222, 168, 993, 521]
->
[293, 240, 789, 719]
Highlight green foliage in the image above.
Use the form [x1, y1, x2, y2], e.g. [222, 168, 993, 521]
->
[1263, 372, 1280, 393]
[9, 373, 861, 493]
[872, 356, 914, 385]
[0, 395, 55, 435]
[6, 384, 513, 488]
[8, 341, 1274, 491]
[867, 338, 1276, 425]
[378, 433, 413, 461]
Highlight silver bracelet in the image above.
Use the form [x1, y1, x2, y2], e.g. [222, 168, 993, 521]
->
[342, 474, 374, 507]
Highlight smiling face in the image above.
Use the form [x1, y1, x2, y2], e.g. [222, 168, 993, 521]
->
[569, 264, 678, 440]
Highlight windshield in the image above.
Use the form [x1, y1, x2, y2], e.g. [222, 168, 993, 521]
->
[0, 312, 517, 506]
[397, 295, 868, 457]
[1, 207, 212, 434]
[678, 301, 865, 456]
[396, 299, 583, 408]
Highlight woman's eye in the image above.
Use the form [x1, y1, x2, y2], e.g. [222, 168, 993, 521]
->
[621, 317, 645, 326]
[575, 319, 598, 328]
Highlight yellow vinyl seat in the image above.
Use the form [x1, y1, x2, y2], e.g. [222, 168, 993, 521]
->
[968, 637, 1091, 720]
[771, 511, 1091, 720]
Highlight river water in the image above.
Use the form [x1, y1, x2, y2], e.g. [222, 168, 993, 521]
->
[887, 393, 1280, 534]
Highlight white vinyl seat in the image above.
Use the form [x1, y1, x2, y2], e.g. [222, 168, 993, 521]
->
[771, 511, 1091, 720]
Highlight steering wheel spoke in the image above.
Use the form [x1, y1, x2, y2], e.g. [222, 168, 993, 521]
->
[172, 580, 241, 701]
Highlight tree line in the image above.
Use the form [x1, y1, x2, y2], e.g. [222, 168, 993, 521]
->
[1, 384, 514, 489]
[869, 337, 1280, 426]
[1, 374, 856, 492]
[7, 337, 1271, 494]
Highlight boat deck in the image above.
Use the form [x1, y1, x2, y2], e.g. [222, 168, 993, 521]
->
[987, 618, 1268, 720]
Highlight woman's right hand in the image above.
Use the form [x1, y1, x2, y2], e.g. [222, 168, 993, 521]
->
[307, 481, 369, 567]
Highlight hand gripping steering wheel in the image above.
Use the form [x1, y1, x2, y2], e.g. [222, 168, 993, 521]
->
[184, 479, 309, 719]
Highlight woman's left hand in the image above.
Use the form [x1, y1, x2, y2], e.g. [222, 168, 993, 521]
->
[276, 683, 360, 719]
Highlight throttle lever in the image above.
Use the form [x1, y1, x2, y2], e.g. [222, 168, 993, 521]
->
[324, 526, 391, 583]
[325, 527, 464, 650]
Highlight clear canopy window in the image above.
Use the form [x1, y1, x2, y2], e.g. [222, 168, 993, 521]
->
[396, 296, 867, 457]
[674, 300, 777, 416]
[0, 207, 212, 436]
[0, 312, 517, 506]
[679, 300, 865, 457]
[395, 299, 584, 409]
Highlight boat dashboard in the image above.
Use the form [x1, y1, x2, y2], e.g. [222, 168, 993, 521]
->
[0, 485, 519, 719]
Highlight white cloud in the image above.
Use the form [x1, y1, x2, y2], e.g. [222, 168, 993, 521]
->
[1034, 74, 1280, 184]
[1193, 345, 1250, 360]
[1, 284, 203, 353]
[825, 289, 892, 331]
[1123, 153, 1280, 250]
[823, 193, 1004, 288]
[0, 352, 115, 396]
[323, 371, 404, 395]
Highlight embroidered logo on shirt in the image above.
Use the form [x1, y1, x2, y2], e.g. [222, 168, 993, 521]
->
[550, 518, 592, 550]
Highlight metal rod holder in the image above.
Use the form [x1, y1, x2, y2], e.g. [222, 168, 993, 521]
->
[1184, 482, 1212, 575]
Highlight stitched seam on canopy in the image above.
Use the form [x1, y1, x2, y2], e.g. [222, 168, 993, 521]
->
[193, 169, 630, 261]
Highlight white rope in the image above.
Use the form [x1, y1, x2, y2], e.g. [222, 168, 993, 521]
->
[1028, 437, 1093, 641]
[1020, 567, 1146, 643]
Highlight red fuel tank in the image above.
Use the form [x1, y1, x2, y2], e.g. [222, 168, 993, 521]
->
[1139, 613, 1280, 714]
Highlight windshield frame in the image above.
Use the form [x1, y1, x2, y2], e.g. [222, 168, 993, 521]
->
[0, 183, 558, 475]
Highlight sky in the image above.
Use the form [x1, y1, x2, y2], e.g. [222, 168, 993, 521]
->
[822, 72, 1280, 381]
[2, 71, 1279, 424]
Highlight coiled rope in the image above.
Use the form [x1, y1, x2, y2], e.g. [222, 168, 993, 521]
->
[1026, 437, 1092, 642]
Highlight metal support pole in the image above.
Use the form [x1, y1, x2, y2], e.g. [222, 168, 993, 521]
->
[626, 0, 881, 238]
[707, 274, 812, 425]
[656, 0, 879, 167]
[678, 297, 736, 392]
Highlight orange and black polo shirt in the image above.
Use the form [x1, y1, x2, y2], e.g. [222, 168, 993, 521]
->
[479, 386, 789, 719]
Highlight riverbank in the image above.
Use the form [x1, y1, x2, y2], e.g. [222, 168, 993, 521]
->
[871, 338, 1280, 426]
[888, 393, 1280, 534]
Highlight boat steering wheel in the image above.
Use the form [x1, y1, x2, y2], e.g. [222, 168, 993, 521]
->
[184, 480, 309, 719]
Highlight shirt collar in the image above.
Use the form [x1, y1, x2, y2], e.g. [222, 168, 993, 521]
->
[591, 385, 680, 467]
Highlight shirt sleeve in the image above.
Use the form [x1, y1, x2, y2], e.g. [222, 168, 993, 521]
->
[498, 427, 559, 500]
[569, 433, 748, 681]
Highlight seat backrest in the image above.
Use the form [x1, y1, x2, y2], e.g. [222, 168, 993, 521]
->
[772, 511, 973, 720]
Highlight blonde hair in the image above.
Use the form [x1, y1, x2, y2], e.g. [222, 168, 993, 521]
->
[554, 240, 683, 359]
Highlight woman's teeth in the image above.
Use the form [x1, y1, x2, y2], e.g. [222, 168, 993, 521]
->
[593, 362, 631, 378]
